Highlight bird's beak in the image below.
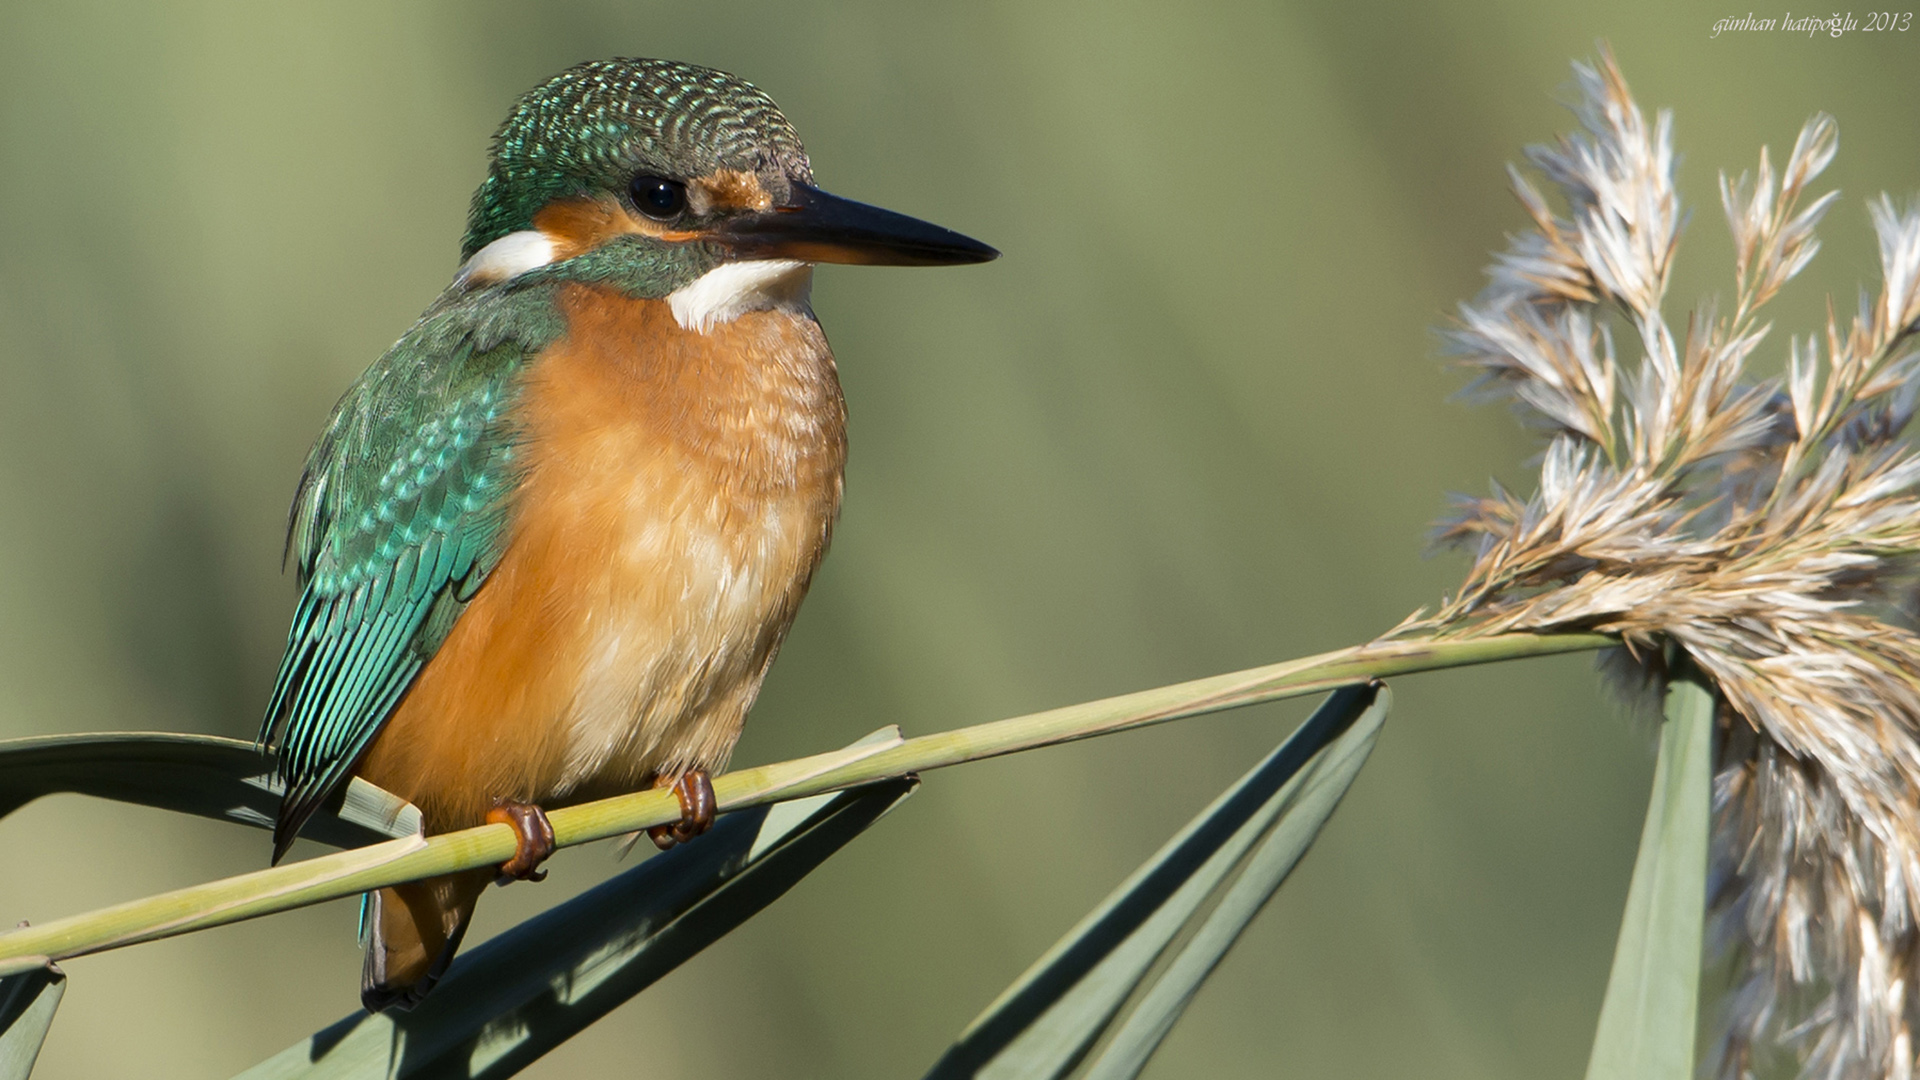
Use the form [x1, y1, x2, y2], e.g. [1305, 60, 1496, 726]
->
[717, 182, 998, 266]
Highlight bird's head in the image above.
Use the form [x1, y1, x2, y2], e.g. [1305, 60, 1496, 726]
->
[456, 58, 995, 313]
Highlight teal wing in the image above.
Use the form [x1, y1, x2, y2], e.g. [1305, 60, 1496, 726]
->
[259, 296, 553, 862]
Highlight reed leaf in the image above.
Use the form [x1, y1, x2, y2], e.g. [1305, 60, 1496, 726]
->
[235, 770, 916, 1079]
[0, 733, 419, 848]
[923, 682, 1388, 1080]
[1583, 669, 1713, 1080]
[0, 631, 1604, 978]
[0, 963, 63, 1080]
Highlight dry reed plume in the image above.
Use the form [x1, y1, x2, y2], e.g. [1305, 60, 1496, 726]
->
[1394, 46, 1920, 1080]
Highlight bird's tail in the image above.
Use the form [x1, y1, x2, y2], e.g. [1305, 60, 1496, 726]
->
[359, 868, 492, 1013]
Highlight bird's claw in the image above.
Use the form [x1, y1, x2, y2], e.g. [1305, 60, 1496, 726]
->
[647, 769, 716, 851]
[487, 800, 555, 884]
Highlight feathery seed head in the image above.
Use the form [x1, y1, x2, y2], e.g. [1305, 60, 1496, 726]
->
[1413, 44, 1920, 1078]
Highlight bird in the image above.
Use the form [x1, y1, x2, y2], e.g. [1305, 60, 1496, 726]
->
[255, 57, 996, 1013]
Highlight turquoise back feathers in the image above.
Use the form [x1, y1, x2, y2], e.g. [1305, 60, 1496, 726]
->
[260, 285, 562, 860]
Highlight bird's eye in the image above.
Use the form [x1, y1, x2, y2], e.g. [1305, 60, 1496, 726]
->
[630, 175, 687, 220]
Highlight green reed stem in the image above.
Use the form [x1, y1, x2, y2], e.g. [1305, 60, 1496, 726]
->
[0, 630, 1610, 976]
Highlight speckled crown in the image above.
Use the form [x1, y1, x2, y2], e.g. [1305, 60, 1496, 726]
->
[462, 58, 813, 258]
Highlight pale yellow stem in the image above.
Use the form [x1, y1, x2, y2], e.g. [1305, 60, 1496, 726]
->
[0, 630, 1610, 976]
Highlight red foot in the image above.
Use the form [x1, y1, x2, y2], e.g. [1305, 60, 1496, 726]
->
[647, 769, 716, 851]
[486, 800, 555, 883]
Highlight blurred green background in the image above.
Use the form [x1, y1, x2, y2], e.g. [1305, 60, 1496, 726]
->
[0, 2, 1913, 1077]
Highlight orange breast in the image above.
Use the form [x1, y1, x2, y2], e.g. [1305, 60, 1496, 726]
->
[354, 281, 846, 832]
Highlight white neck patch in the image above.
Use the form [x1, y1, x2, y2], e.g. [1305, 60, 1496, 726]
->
[454, 230, 557, 288]
[668, 260, 812, 334]
[453, 235, 812, 335]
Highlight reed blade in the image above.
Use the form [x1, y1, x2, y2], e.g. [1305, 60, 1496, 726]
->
[234, 766, 914, 1078]
[1583, 671, 1713, 1080]
[0, 732, 418, 848]
[923, 682, 1390, 1080]
[0, 963, 64, 1080]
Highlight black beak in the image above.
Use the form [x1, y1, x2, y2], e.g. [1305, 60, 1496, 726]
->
[718, 182, 998, 266]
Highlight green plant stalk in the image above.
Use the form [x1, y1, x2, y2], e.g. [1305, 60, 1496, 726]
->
[0, 630, 1609, 976]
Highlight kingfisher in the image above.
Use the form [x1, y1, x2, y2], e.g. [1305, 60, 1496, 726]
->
[256, 57, 995, 1012]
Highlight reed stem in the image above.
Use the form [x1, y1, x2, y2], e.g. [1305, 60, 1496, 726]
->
[0, 629, 1610, 976]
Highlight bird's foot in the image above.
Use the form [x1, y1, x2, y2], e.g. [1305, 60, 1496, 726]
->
[486, 800, 555, 884]
[646, 769, 716, 851]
